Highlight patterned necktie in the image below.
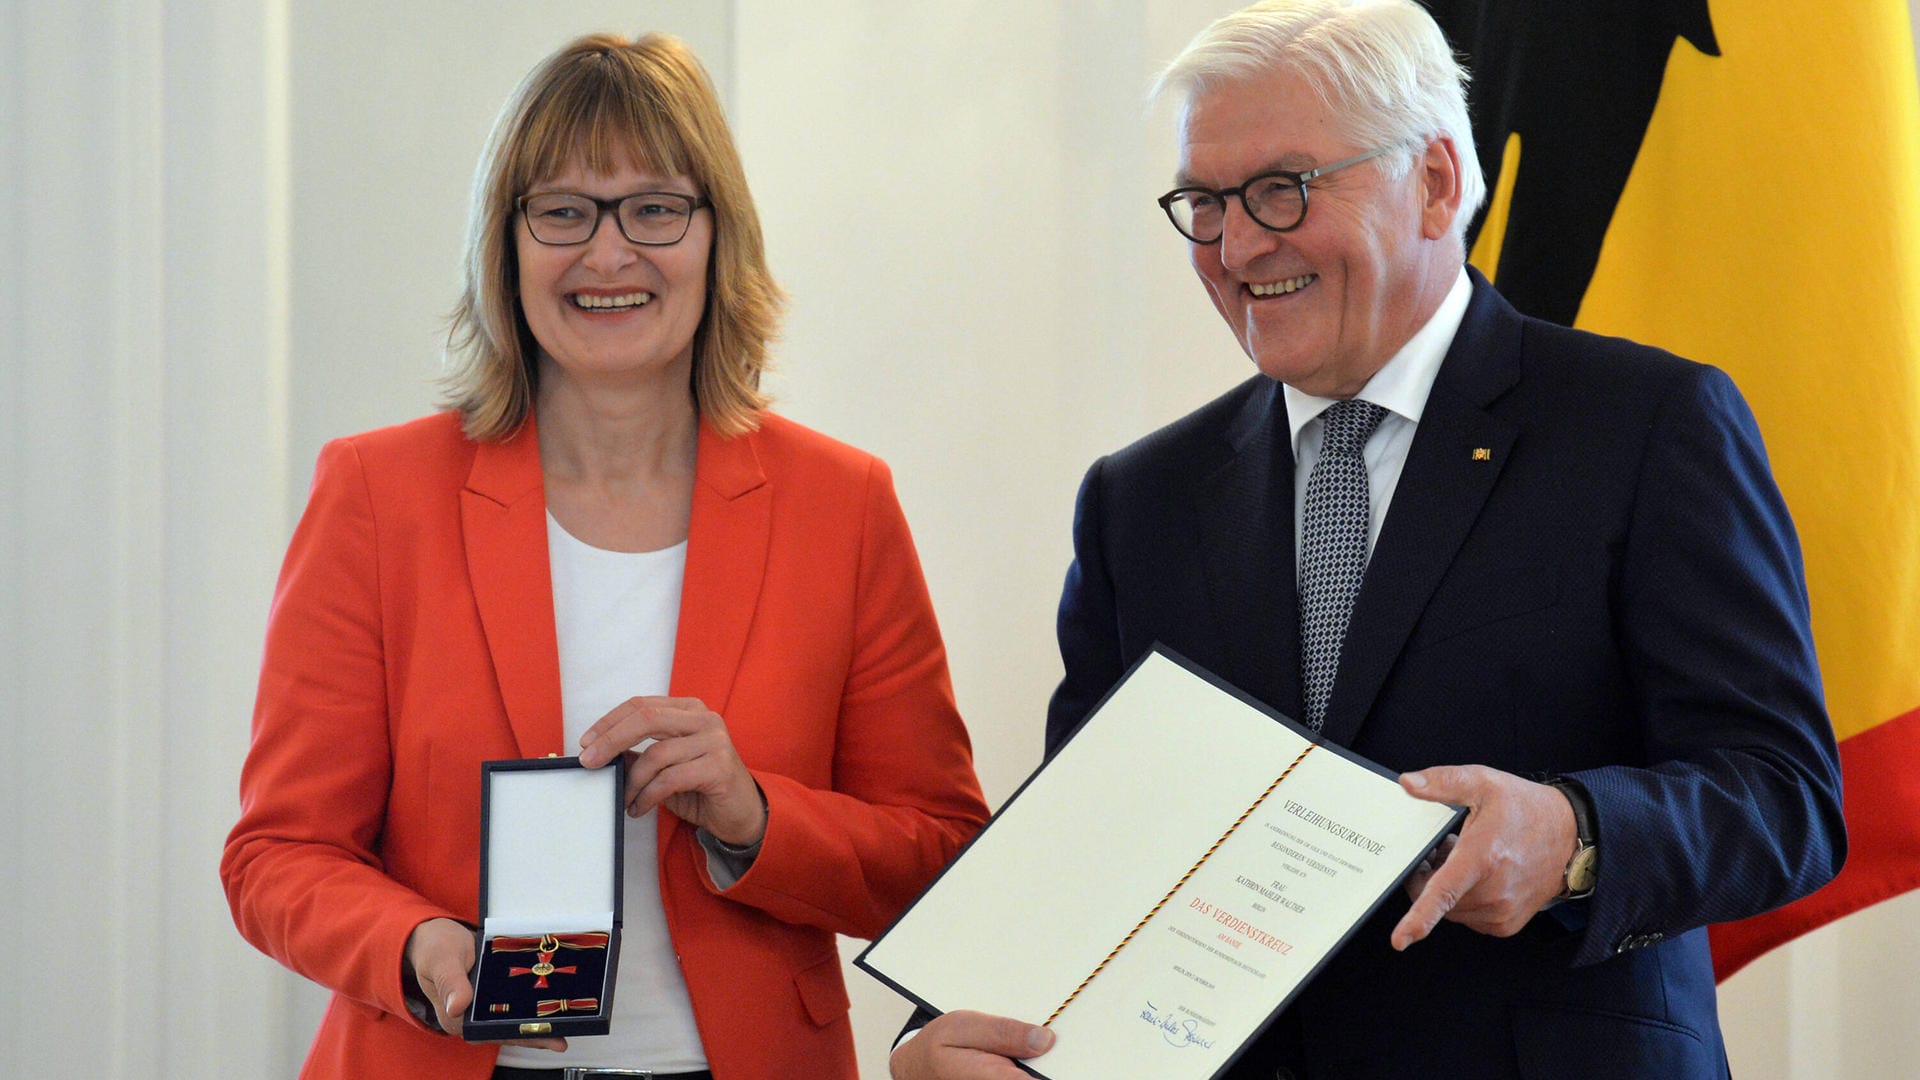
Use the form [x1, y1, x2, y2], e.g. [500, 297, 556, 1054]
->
[1298, 399, 1387, 731]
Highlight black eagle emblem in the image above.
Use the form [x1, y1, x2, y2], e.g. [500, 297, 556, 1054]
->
[1420, 1, 1720, 326]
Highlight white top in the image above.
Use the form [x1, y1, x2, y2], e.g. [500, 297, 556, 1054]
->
[1284, 267, 1474, 563]
[495, 514, 706, 1070]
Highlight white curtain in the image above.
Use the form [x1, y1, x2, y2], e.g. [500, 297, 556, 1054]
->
[5, 3, 1915, 1076]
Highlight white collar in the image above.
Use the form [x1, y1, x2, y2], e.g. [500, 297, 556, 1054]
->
[1283, 266, 1473, 455]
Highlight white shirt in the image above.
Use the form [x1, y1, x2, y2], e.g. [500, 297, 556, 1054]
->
[495, 515, 706, 1071]
[1285, 268, 1473, 563]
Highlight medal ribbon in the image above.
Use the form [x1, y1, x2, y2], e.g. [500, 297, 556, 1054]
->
[488, 932, 610, 952]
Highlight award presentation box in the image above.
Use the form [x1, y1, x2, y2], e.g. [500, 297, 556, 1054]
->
[464, 757, 624, 1040]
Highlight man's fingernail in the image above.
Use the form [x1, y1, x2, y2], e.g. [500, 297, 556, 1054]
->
[1028, 1026, 1055, 1052]
[446, 992, 457, 1012]
[1403, 772, 1427, 789]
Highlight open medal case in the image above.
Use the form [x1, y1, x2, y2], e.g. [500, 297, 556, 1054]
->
[464, 756, 624, 1040]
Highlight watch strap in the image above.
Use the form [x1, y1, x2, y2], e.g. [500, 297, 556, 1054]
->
[1547, 777, 1598, 899]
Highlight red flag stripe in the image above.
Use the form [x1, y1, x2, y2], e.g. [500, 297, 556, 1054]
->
[1710, 703, 1920, 980]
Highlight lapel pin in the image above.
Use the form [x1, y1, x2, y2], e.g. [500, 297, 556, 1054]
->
[1471, 447, 1492, 461]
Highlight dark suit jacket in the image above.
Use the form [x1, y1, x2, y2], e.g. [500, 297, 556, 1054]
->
[1048, 270, 1844, 1079]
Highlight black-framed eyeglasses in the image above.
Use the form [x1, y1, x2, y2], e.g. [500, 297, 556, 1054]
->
[517, 190, 711, 246]
[1157, 145, 1394, 244]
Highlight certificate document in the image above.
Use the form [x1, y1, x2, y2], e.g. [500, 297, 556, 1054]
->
[856, 647, 1464, 1080]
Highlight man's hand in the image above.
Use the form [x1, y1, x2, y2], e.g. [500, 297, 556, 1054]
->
[1390, 765, 1578, 950]
[578, 696, 765, 846]
[404, 918, 566, 1050]
[889, 1010, 1055, 1080]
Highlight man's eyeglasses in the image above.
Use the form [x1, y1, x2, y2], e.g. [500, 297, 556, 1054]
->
[517, 191, 711, 246]
[1156, 146, 1394, 244]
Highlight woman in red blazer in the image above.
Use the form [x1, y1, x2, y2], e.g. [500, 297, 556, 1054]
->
[220, 32, 987, 1080]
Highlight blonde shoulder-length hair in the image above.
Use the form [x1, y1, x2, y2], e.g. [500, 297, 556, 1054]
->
[444, 32, 783, 440]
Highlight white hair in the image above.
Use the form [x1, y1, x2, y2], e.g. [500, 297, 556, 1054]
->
[1154, 0, 1487, 236]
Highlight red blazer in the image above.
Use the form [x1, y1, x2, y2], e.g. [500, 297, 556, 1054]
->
[221, 410, 988, 1079]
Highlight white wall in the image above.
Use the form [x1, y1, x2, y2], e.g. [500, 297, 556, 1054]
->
[3, 3, 1917, 1077]
[5, 1, 296, 1074]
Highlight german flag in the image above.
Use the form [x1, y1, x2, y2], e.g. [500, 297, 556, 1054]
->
[1439, 0, 1920, 979]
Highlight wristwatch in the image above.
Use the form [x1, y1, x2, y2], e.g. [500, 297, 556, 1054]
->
[1547, 778, 1598, 900]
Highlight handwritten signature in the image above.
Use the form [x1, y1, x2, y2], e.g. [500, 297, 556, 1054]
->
[1140, 1002, 1216, 1050]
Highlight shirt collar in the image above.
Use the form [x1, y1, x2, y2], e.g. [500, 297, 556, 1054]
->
[1283, 266, 1473, 455]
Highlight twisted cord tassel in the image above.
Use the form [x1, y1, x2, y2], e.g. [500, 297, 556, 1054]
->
[1044, 742, 1318, 1027]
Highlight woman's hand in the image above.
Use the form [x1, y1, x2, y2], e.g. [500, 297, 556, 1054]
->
[403, 918, 566, 1050]
[577, 697, 766, 847]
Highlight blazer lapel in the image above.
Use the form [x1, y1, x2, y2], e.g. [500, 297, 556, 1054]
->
[1197, 378, 1304, 722]
[1319, 274, 1522, 748]
[668, 418, 770, 715]
[462, 417, 565, 758]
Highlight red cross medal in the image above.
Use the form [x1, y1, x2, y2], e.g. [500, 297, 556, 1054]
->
[492, 932, 606, 989]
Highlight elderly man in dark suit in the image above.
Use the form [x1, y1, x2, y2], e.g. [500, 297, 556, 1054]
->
[891, 1, 1843, 1078]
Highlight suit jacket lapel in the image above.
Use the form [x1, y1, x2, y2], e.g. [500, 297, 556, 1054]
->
[462, 418, 564, 758]
[668, 418, 770, 715]
[1197, 378, 1304, 722]
[1319, 273, 1522, 748]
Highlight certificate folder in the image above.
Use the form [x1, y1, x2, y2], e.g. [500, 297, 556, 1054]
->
[856, 647, 1463, 1080]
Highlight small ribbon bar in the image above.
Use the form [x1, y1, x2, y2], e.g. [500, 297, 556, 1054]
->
[535, 998, 601, 1017]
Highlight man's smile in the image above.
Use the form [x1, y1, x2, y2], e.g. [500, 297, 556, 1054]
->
[1246, 273, 1316, 298]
